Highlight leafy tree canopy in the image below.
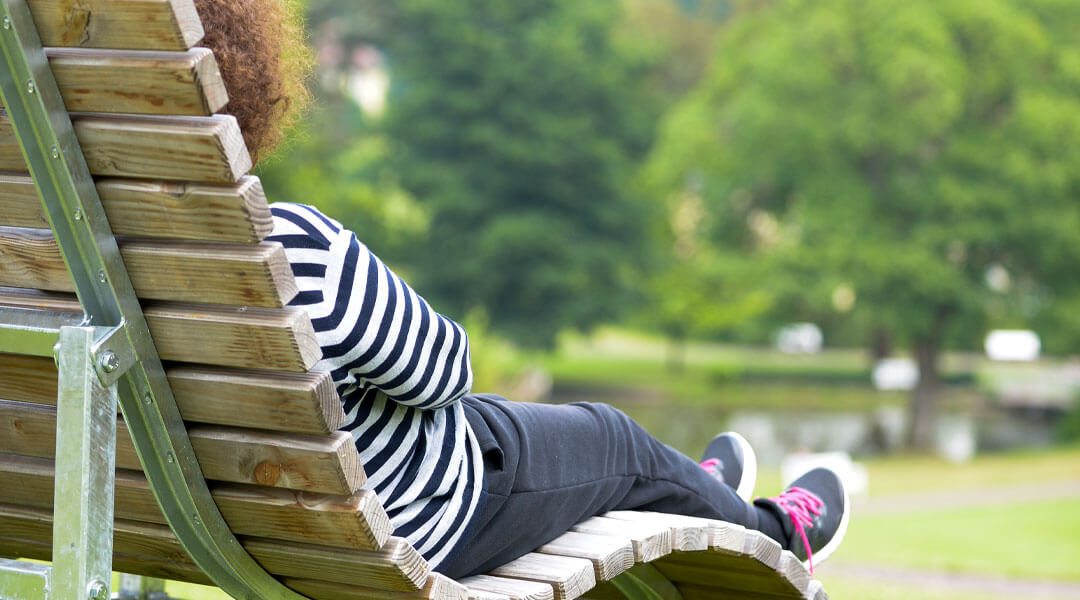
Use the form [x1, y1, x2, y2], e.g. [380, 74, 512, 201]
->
[365, 0, 661, 347]
[645, 0, 1080, 444]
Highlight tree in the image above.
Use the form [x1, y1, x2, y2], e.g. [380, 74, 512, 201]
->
[645, 0, 1080, 446]
[354, 0, 659, 348]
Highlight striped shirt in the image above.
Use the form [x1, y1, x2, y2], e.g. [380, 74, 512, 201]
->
[267, 202, 484, 569]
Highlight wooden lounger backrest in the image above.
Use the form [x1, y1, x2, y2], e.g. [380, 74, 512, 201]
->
[0, 2, 467, 598]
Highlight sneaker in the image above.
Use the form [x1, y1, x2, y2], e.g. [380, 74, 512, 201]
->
[754, 467, 850, 574]
[699, 431, 757, 502]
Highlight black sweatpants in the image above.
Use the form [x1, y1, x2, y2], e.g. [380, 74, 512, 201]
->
[441, 394, 785, 578]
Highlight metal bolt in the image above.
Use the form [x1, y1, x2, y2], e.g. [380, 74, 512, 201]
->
[2, 17, 11, 30]
[97, 269, 106, 283]
[98, 350, 119, 373]
[73, 208, 83, 221]
[25, 80, 34, 94]
[51, 145, 60, 159]
[88, 580, 107, 600]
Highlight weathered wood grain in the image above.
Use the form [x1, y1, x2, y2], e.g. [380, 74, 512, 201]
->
[602, 511, 709, 552]
[570, 516, 671, 564]
[489, 554, 595, 600]
[0, 48, 226, 115]
[0, 113, 251, 183]
[536, 531, 633, 582]
[27, 0, 203, 50]
[0, 455, 388, 550]
[0, 355, 343, 434]
[0, 228, 296, 307]
[0, 175, 272, 242]
[0, 288, 320, 371]
[0, 506, 429, 591]
[461, 575, 554, 600]
[0, 400, 363, 494]
[287, 574, 468, 600]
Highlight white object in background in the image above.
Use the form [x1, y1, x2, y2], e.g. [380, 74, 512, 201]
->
[776, 323, 823, 354]
[872, 358, 920, 391]
[781, 451, 869, 497]
[985, 330, 1041, 362]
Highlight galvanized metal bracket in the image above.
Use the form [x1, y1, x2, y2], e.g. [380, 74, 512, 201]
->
[0, 559, 52, 600]
[89, 320, 134, 386]
[0, 1, 311, 598]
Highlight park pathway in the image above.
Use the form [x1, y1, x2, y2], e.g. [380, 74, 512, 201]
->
[825, 563, 1080, 599]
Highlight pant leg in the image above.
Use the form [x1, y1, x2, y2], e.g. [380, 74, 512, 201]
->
[441, 394, 783, 578]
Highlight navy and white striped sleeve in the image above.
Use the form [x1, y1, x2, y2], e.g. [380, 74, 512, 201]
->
[268, 203, 473, 410]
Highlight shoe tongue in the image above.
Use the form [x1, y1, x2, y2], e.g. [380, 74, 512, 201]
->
[753, 497, 797, 544]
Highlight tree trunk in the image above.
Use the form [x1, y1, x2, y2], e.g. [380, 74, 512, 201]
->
[908, 337, 942, 449]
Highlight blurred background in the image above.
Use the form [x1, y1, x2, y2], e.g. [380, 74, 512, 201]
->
[250, 0, 1080, 597]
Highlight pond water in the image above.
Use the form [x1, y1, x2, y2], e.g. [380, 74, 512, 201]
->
[549, 384, 1060, 466]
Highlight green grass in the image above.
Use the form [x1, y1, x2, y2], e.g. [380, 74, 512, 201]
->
[831, 497, 1080, 582]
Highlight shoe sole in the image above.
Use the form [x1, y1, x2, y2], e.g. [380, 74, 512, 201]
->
[802, 474, 850, 570]
[726, 431, 757, 502]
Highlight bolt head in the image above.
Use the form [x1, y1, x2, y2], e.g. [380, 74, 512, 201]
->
[99, 350, 119, 373]
[87, 580, 107, 600]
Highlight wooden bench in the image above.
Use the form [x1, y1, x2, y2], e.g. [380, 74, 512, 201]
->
[0, 1, 828, 599]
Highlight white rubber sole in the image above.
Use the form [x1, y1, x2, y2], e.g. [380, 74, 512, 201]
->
[725, 431, 758, 502]
[802, 476, 850, 570]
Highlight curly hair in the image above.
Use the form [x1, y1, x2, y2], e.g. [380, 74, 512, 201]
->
[194, 0, 313, 164]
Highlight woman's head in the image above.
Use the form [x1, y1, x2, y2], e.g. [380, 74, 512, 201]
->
[194, 0, 313, 164]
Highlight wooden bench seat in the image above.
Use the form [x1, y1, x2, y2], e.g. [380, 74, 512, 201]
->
[0, 1, 829, 599]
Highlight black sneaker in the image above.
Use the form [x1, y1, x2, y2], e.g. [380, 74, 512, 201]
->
[699, 431, 757, 502]
[754, 467, 850, 573]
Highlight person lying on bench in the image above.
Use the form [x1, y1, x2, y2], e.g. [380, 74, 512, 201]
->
[195, 0, 850, 578]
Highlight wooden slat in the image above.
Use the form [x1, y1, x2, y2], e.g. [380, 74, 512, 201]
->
[0, 355, 344, 434]
[0, 505, 429, 591]
[570, 516, 671, 564]
[28, 0, 203, 50]
[0, 48, 226, 115]
[0, 228, 296, 307]
[602, 511, 708, 552]
[0, 288, 320, 371]
[0, 113, 251, 183]
[0, 454, 388, 550]
[0, 174, 272, 242]
[0, 400, 363, 494]
[287, 574, 468, 600]
[652, 530, 811, 600]
[488, 554, 595, 600]
[461, 575, 554, 600]
[536, 531, 633, 582]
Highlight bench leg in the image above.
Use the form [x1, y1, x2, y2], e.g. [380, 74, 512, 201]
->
[608, 564, 685, 600]
[53, 326, 119, 600]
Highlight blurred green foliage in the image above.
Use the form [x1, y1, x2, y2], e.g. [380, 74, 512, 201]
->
[645, 0, 1080, 443]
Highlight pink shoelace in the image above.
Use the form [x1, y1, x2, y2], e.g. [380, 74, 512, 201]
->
[699, 458, 723, 483]
[763, 486, 824, 574]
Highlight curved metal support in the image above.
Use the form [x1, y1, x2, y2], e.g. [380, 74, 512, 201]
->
[609, 564, 686, 600]
[0, 2, 309, 599]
